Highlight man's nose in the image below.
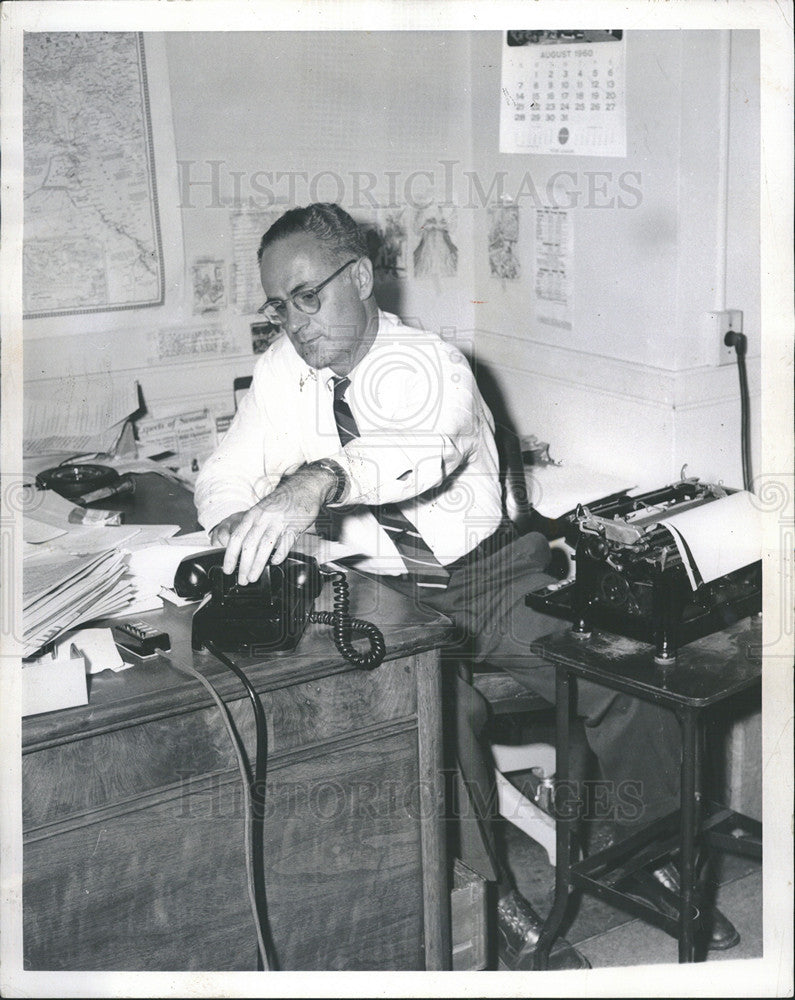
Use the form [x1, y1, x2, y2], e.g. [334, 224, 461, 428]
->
[285, 301, 309, 336]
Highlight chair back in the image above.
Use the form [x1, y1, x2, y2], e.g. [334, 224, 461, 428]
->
[233, 375, 253, 412]
[493, 422, 533, 535]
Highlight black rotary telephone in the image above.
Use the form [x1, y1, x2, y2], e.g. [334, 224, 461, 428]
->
[174, 550, 386, 670]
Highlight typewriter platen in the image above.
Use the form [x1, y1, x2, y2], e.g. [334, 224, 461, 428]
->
[526, 478, 762, 663]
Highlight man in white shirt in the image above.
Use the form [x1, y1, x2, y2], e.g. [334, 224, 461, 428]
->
[195, 203, 738, 967]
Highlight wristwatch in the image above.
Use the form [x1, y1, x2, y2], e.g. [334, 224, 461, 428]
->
[312, 458, 348, 506]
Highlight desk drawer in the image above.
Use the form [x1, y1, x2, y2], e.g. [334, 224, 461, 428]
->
[24, 729, 425, 971]
[23, 655, 419, 831]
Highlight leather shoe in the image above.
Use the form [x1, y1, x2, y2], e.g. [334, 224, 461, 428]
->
[622, 861, 740, 951]
[497, 889, 591, 971]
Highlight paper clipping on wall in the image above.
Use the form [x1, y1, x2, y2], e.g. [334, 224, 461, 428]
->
[534, 206, 573, 331]
[147, 324, 240, 365]
[191, 257, 228, 313]
[488, 201, 521, 281]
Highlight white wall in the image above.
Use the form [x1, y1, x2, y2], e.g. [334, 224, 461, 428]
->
[23, 30, 761, 492]
[467, 30, 760, 487]
[24, 31, 477, 423]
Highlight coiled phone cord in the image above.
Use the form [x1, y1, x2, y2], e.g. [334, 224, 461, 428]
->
[310, 570, 387, 670]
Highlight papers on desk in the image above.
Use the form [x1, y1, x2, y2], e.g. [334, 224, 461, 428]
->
[22, 643, 88, 716]
[22, 484, 124, 535]
[22, 487, 182, 657]
[22, 627, 131, 716]
[24, 376, 140, 457]
[23, 548, 133, 658]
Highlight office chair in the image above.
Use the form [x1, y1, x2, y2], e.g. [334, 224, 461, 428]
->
[233, 375, 253, 411]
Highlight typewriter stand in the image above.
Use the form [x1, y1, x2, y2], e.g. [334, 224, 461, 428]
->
[530, 616, 762, 965]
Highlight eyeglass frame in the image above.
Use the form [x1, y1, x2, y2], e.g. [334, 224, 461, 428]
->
[256, 257, 359, 322]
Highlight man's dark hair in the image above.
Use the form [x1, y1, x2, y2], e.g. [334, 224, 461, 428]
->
[257, 203, 367, 265]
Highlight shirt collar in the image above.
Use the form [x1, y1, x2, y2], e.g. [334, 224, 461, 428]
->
[319, 309, 392, 390]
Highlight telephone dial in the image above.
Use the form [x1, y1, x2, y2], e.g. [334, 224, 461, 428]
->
[174, 550, 386, 670]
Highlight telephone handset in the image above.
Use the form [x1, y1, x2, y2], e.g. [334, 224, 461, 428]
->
[175, 550, 386, 670]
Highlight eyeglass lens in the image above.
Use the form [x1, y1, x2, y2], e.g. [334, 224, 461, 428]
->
[259, 259, 355, 323]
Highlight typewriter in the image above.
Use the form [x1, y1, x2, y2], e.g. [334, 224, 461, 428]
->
[526, 478, 762, 663]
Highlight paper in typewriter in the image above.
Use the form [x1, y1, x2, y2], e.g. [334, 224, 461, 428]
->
[658, 490, 762, 590]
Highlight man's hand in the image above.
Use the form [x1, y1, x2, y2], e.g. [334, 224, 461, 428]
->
[220, 464, 337, 584]
[209, 512, 246, 548]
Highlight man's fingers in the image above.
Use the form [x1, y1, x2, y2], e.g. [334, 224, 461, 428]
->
[212, 525, 231, 547]
[222, 528, 244, 575]
[270, 528, 299, 566]
[237, 519, 282, 584]
[240, 527, 280, 585]
[223, 513, 258, 575]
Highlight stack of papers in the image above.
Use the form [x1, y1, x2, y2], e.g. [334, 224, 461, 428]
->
[23, 548, 134, 658]
[21, 484, 183, 658]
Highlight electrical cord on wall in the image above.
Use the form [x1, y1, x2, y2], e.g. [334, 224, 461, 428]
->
[724, 330, 753, 492]
[170, 654, 276, 971]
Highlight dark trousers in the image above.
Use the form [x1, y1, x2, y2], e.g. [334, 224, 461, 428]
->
[382, 531, 682, 884]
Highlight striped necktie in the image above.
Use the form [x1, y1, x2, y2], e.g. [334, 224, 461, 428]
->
[331, 376, 450, 589]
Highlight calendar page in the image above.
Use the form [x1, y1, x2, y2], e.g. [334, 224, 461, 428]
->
[500, 30, 627, 157]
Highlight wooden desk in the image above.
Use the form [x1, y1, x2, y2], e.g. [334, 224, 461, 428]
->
[22, 478, 455, 971]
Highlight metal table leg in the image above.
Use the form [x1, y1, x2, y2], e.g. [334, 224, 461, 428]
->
[534, 665, 574, 970]
[678, 706, 698, 962]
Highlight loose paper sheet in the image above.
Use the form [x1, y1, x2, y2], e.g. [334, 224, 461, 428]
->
[660, 490, 763, 590]
[23, 377, 139, 456]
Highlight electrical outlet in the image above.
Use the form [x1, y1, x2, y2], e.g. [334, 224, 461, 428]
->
[706, 310, 744, 366]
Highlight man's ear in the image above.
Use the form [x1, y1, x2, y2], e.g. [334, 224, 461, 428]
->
[352, 256, 374, 301]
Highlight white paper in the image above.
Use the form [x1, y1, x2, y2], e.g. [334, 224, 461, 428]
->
[23, 518, 67, 544]
[126, 541, 219, 594]
[60, 627, 125, 675]
[534, 207, 573, 331]
[164, 529, 213, 546]
[28, 526, 142, 556]
[230, 208, 284, 312]
[525, 462, 641, 518]
[660, 490, 763, 590]
[23, 377, 139, 456]
[147, 324, 238, 365]
[22, 645, 88, 717]
[292, 532, 364, 567]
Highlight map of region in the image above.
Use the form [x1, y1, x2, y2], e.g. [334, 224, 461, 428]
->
[23, 32, 164, 317]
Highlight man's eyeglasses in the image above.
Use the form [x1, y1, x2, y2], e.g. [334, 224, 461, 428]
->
[257, 258, 358, 324]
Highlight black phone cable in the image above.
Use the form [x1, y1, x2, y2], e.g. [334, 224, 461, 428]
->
[203, 638, 278, 971]
[169, 656, 272, 969]
[310, 570, 386, 670]
[724, 330, 752, 492]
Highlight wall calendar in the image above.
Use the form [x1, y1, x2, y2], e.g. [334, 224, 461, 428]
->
[500, 30, 627, 157]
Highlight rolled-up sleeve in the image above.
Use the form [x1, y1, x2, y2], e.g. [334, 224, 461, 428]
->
[194, 372, 281, 532]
